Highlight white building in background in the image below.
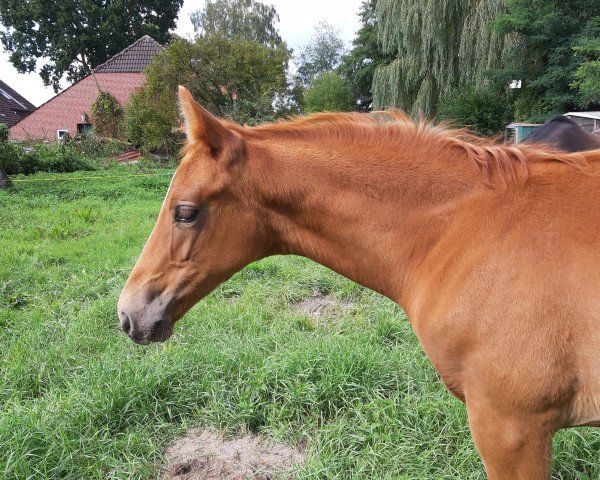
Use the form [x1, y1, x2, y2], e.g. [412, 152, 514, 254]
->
[563, 112, 600, 133]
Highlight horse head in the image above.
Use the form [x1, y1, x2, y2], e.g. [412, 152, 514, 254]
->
[117, 86, 270, 344]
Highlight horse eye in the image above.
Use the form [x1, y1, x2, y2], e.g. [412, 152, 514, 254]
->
[174, 206, 199, 223]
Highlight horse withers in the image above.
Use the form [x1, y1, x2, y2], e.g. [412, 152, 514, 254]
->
[118, 86, 600, 479]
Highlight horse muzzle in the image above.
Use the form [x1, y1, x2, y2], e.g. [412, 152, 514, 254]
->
[117, 294, 175, 344]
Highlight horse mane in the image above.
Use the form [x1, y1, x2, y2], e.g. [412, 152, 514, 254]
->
[237, 111, 591, 185]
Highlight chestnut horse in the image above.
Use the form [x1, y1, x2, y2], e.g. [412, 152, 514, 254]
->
[119, 86, 600, 479]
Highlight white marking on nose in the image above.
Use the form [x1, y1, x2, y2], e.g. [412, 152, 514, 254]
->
[138, 169, 178, 259]
[162, 169, 178, 209]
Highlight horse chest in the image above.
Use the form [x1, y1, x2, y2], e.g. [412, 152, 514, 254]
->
[408, 310, 473, 402]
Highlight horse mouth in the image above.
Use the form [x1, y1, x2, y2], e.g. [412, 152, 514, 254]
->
[130, 322, 174, 344]
[120, 308, 175, 345]
[138, 319, 174, 344]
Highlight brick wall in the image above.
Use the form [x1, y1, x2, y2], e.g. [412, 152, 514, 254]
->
[10, 73, 146, 141]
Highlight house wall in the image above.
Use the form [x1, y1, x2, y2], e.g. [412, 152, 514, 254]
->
[9, 73, 146, 141]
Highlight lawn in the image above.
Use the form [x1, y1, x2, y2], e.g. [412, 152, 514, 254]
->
[0, 168, 598, 479]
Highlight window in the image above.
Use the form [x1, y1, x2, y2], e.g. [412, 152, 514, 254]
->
[77, 123, 93, 136]
[56, 129, 69, 141]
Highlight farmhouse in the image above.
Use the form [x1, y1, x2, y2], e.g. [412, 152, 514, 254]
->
[9, 35, 163, 141]
[0, 79, 35, 128]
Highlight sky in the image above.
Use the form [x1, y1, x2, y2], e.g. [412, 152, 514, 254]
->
[0, 0, 363, 107]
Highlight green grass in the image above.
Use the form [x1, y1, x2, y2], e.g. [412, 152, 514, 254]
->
[0, 169, 598, 479]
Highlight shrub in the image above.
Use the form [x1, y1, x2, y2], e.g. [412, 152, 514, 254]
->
[0, 143, 94, 175]
[304, 72, 354, 113]
[91, 92, 124, 138]
[0, 124, 9, 143]
[511, 91, 558, 124]
[122, 87, 181, 154]
[68, 136, 126, 159]
[0, 142, 22, 174]
[437, 86, 514, 136]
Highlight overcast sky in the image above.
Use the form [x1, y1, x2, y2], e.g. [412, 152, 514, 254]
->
[0, 0, 363, 106]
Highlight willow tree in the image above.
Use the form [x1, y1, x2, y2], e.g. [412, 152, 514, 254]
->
[372, 0, 508, 116]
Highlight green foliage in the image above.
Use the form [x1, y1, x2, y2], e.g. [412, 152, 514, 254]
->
[509, 91, 557, 123]
[0, 0, 182, 91]
[68, 136, 126, 159]
[0, 142, 20, 174]
[491, 1, 600, 119]
[297, 21, 346, 87]
[304, 72, 354, 113]
[339, 0, 393, 111]
[0, 124, 9, 143]
[573, 59, 600, 107]
[571, 19, 600, 107]
[437, 87, 514, 136]
[91, 92, 124, 139]
[122, 88, 180, 153]
[190, 0, 283, 46]
[373, 0, 508, 116]
[122, 36, 292, 152]
[0, 143, 95, 176]
[369, 0, 600, 120]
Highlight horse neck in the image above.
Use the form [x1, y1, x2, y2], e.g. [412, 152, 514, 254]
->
[246, 133, 481, 309]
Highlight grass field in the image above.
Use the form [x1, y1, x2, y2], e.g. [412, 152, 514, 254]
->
[1, 168, 599, 479]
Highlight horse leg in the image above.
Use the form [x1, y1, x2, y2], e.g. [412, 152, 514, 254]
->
[466, 402, 556, 480]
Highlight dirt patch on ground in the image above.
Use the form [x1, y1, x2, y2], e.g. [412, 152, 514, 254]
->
[296, 293, 353, 319]
[162, 429, 305, 480]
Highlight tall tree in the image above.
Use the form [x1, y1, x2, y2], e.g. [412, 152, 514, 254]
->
[190, 0, 282, 46]
[572, 25, 600, 107]
[304, 72, 354, 113]
[297, 21, 346, 86]
[437, 86, 514, 136]
[372, 0, 508, 116]
[338, 0, 393, 111]
[0, 0, 182, 92]
[122, 36, 291, 151]
[492, 0, 600, 121]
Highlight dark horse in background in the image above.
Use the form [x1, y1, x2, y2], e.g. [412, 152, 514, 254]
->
[523, 115, 600, 152]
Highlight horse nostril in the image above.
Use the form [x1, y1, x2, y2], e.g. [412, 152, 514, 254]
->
[120, 312, 132, 335]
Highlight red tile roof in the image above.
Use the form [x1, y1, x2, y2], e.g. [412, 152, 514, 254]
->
[93, 35, 164, 73]
[0, 79, 36, 127]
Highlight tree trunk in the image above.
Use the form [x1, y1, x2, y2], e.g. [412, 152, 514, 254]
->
[0, 168, 12, 188]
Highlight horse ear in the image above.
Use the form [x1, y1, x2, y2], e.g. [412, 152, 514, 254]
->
[178, 85, 233, 154]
